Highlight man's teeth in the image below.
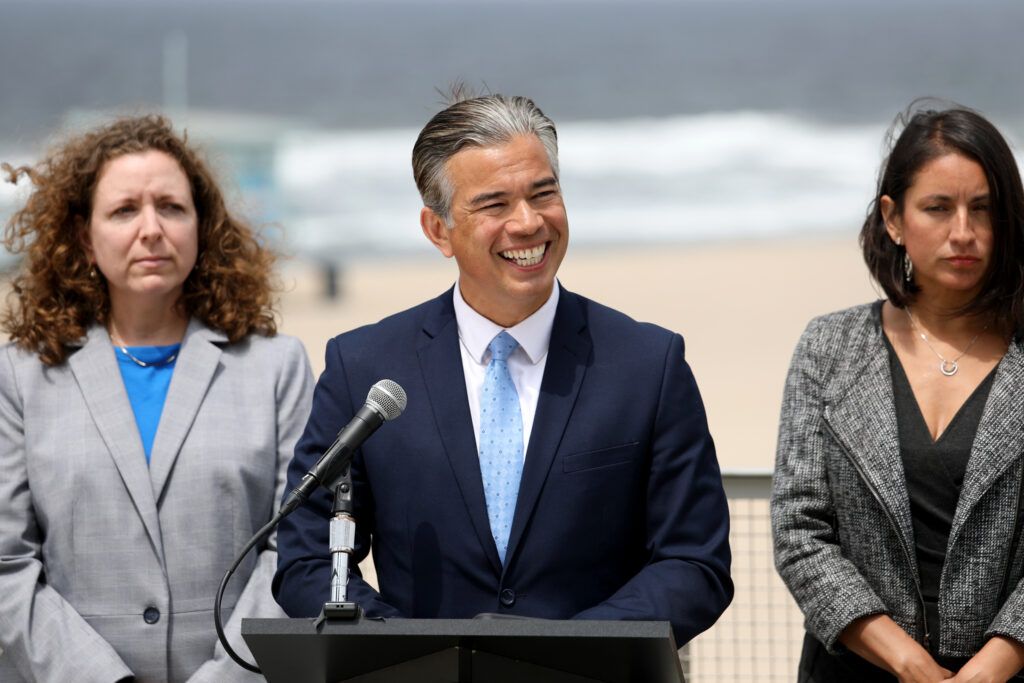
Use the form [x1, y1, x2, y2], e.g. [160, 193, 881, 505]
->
[501, 244, 546, 267]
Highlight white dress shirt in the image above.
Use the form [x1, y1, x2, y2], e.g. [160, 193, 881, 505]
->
[453, 280, 560, 459]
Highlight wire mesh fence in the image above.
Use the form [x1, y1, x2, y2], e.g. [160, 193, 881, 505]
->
[680, 470, 805, 682]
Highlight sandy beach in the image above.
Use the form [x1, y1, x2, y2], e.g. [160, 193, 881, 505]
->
[276, 234, 879, 472]
[0, 230, 880, 469]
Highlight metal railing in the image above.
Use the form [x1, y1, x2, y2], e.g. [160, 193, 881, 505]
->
[681, 468, 804, 682]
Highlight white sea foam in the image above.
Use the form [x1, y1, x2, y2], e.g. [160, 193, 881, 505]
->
[557, 111, 885, 243]
[273, 111, 889, 257]
[4, 110, 1020, 268]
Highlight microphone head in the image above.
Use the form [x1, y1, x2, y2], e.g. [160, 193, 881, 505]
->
[366, 379, 407, 421]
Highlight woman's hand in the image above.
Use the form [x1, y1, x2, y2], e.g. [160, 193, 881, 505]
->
[948, 635, 1024, 682]
[839, 614, 953, 682]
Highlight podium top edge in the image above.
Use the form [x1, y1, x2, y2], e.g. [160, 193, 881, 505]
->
[242, 617, 675, 641]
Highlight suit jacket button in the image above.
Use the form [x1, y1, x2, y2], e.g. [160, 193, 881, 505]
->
[499, 589, 515, 607]
[143, 607, 161, 624]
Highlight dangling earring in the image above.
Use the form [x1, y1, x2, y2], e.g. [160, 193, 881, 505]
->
[903, 252, 913, 282]
[89, 265, 98, 279]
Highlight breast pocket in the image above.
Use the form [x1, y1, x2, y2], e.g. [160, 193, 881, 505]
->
[562, 442, 640, 473]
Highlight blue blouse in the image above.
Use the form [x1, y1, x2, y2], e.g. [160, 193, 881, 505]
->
[113, 344, 180, 463]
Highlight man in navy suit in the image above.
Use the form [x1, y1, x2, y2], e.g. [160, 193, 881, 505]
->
[273, 92, 733, 645]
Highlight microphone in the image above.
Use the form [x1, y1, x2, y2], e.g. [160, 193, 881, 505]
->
[280, 379, 407, 516]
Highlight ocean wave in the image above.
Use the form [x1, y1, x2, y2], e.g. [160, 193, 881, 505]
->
[274, 111, 889, 256]
[4, 110, 1021, 265]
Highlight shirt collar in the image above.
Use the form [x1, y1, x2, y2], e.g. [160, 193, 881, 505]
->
[453, 279, 560, 365]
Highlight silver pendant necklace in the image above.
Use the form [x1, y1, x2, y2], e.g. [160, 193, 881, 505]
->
[110, 333, 178, 368]
[116, 345, 177, 368]
[904, 307, 987, 377]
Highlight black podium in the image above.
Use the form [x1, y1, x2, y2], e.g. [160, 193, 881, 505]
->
[242, 617, 685, 682]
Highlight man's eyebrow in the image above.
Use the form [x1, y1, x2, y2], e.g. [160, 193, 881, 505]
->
[468, 177, 559, 207]
[469, 190, 507, 206]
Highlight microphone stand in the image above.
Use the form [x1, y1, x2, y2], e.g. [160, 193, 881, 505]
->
[215, 379, 406, 672]
[215, 464, 366, 672]
[317, 463, 361, 622]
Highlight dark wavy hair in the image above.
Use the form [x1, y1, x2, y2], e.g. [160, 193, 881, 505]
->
[2, 114, 279, 365]
[860, 100, 1024, 325]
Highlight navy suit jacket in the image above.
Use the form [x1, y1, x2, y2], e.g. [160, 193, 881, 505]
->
[274, 287, 733, 644]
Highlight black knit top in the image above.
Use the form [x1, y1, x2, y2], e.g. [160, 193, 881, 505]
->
[884, 334, 997, 651]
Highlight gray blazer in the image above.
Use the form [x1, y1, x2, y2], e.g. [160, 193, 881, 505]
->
[0, 320, 313, 682]
[772, 302, 1024, 658]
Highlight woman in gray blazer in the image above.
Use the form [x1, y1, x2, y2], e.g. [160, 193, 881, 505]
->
[773, 103, 1024, 682]
[0, 116, 313, 682]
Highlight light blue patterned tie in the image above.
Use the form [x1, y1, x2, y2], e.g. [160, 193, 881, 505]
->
[479, 331, 524, 565]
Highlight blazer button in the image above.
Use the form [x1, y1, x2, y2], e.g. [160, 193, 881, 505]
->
[143, 607, 161, 624]
[499, 589, 516, 607]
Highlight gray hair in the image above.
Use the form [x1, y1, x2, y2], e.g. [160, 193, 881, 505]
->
[412, 92, 560, 224]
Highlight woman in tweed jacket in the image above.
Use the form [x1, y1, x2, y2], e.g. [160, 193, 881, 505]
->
[773, 104, 1024, 682]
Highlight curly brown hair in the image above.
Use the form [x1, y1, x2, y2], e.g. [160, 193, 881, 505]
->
[2, 114, 279, 365]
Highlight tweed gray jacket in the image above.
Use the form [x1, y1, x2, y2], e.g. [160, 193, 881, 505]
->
[771, 301, 1024, 658]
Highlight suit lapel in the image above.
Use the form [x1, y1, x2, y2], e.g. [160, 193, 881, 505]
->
[149, 319, 226, 501]
[950, 338, 1024, 544]
[417, 290, 503, 572]
[823, 310, 916, 556]
[69, 325, 164, 560]
[505, 291, 591, 567]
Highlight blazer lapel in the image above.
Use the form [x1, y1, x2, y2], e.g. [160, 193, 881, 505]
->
[505, 290, 591, 567]
[950, 338, 1024, 544]
[69, 325, 164, 560]
[823, 311, 916, 557]
[148, 319, 226, 501]
[417, 290, 503, 572]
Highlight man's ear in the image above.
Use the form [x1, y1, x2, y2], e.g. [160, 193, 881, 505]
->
[421, 206, 454, 258]
[75, 215, 95, 263]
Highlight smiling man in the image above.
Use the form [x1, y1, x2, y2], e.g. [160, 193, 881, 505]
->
[273, 92, 733, 646]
